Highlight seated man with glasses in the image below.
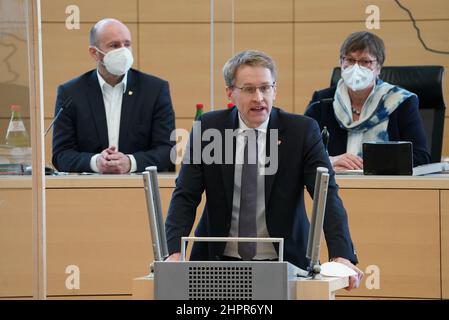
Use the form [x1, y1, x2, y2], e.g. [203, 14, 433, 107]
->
[305, 31, 430, 171]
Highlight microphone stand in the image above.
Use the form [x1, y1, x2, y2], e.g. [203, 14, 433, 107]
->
[25, 97, 73, 175]
[305, 98, 333, 152]
[44, 97, 73, 137]
[321, 126, 329, 153]
[305, 97, 334, 112]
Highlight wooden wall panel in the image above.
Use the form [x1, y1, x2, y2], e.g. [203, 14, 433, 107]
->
[299, 188, 441, 299]
[0, 189, 33, 298]
[46, 187, 163, 295]
[234, 0, 293, 22]
[214, 0, 234, 22]
[41, 23, 139, 119]
[440, 190, 449, 299]
[139, 0, 234, 22]
[139, 24, 210, 118]
[46, 183, 204, 295]
[309, 188, 441, 298]
[213, 22, 235, 109]
[295, 0, 449, 21]
[234, 23, 294, 113]
[139, 0, 210, 23]
[41, 0, 138, 22]
[338, 189, 440, 298]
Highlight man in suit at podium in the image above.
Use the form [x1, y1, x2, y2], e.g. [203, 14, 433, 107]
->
[52, 18, 175, 173]
[165, 50, 363, 290]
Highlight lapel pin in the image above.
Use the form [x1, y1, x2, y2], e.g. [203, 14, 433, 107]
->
[278, 140, 282, 145]
[128, 90, 133, 96]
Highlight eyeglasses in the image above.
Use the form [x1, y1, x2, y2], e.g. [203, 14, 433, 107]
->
[341, 56, 377, 68]
[232, 83, 276, 95]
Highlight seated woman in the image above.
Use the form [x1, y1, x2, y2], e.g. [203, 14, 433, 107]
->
[305, 31, 430, 171]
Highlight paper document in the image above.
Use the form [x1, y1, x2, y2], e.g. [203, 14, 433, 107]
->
[335, 169, 363, 175]
[335, 162, 449, 176]
[320, 261, 357, 277]
[412, 162, 449, 176]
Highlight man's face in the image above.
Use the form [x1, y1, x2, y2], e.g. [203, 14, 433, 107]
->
[226, 65, 276, 128]
[89, 21, 132, 65]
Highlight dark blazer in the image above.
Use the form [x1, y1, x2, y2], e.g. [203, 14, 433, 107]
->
[304, 86, 431, 166]
[165, 107, 358, 270]
[52, 68, 176, 172]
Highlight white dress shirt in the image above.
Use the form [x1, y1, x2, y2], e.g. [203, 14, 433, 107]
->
[223, 113, 278, 260]
[90, 71, 137, 172]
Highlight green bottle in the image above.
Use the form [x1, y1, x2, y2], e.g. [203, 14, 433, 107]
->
[195, 103, 204, 120]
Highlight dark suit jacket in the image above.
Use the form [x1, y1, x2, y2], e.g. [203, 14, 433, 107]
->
[165, 107, 358, 270]
[304, 86, 431, 166]
[52, 68, 175, 172]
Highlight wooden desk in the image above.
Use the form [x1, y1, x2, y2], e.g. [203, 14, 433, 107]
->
[0, 177, 32, 298]
[0, 174, 177, 299]
[1, 174, 448, 299]
[326, 175, 445, 299]
[131, 273, 349, 300]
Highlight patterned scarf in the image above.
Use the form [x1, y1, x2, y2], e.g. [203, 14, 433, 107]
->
[333, 79, 416, 156]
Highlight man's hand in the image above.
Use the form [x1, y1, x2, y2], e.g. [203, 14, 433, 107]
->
[330, 257, 364, 291]
[96, 147, 114, 173]
[330, 153, 363, 172]
[104, 146, 131, 173]
[166, 252, 181, 262]
[96, 146, 131, 174]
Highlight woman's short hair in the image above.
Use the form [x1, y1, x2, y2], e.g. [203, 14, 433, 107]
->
[223, 50, 277, 87]
[340, 31, 385, 67]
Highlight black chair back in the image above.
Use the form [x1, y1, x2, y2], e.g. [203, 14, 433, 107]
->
[330, 66, 446, 163]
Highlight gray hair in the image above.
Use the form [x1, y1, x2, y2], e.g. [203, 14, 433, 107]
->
[223, 50, 278, 87]
[89, 21, 101, 46]
[340, 31, 385, 67]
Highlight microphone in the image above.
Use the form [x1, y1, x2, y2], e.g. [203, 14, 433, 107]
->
[321, 126, 329, 152]
[44, 97, 73, 136]
[305, 98, 333, 152]
[25, 97, 73, 175]
[305, 98, 334, 111]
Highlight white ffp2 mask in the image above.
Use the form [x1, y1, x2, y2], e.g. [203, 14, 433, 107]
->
[341, 63, 374, 91]
[96, 47, 134, 76]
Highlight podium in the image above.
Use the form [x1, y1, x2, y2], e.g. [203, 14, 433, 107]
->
[131, 237, 349, 300]
[132, 271, 348, 300]
[135, 168, 349, 300]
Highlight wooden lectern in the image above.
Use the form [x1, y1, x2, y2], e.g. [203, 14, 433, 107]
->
[131, 274, 348, 300]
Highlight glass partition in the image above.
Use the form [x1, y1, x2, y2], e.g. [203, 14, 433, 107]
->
[2, 0, 291, 301]
[3, 0, 311, 300]
[36, 0, 235, 299]
[0, 0, 36, 299]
